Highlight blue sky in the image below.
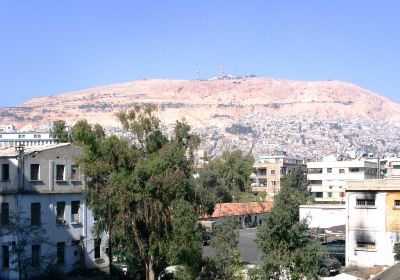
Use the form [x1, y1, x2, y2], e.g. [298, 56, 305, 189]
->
[0, 0, 399, 107]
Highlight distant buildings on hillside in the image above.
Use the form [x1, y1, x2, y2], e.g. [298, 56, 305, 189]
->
[250, 151, 306, 201]
[0, 124, 55, 149]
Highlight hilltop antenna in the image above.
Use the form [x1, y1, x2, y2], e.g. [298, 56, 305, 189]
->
[218, 64, 225, 79]
[195, 63, 200, 81]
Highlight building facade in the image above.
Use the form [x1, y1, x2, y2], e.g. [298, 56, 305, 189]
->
[307, 155, 378, 203]
[0, 144, 108, 280]
[250, 153, 306, 200]
[345, 178, 400, 267]
[0, 131, 55, 149]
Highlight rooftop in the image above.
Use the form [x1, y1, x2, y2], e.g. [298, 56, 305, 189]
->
[0, 143, 71, 157]
[203, 202, 273, 219]
[346, 178, 400, 191]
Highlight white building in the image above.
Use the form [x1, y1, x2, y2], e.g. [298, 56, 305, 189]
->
[0, 131, 55, 149]
[307, 155, 378, 203]
[345, 178, 400, 267]
[0, 144, 108, 279]
[299, 204, 346, 229]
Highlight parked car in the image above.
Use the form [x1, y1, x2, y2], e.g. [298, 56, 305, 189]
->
[158, 265, 185, 280]
[319, 256, 341, 277]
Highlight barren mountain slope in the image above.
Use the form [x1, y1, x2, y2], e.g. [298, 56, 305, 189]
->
[14, 78, 400, 126]
[1, 77, 400, 157]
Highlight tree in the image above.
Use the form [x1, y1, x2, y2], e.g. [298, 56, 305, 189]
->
[73, 104, 203, 280]
[50, 120, 70, 143]
[201, 217, 243, 280]
[167, 200, 203, 277]
[197, 150, 254, 204]
[255, 168, 324, 280]
[5, 211, 51, 280]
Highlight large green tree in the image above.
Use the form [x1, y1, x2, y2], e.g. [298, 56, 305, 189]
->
[255, 167, 323, 280]
[201, 217, 243, 280]
[197, 150, 254, 205]
[73, 104, 203, 280]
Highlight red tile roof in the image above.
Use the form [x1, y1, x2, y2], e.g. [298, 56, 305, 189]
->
[204, 202, 273, 219]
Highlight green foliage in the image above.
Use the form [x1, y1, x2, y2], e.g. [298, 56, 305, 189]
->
[50, 120, 70, 143]
[198, 150, 254, 204]
[73, 104, 202, 280]
[206, 217, 243, 280]
[394, 243, 400, 260]
[168, 200, 202, 271]
[256, 168, 323, 280]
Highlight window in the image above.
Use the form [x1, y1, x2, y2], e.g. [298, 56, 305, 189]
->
[57, 242, 65, 264]
[271, 169, 276, 175]
[33, 134, 41, 139]
[271, 181, 277, 186]
[32, 245, 40, 267]
[394, 200, 400, 208]
[2, 245, 9, 269]
[94, 238, 101, 259]
[258, 168, 267, 176]
[315, 192, 323, 198]
[71, 165, 80, 181]
[1, 203, 9, 226]
[356, 199, 375, 207]
[393, 165, 400, 170]
[71, 201, 80, 223]
[18, 134, 25, 139]
[258, 178, 267, 186]
[339, 169, 345, 174]
[310, 180, 322, 185]
[308, 168, 322, 174]
[72, 240, 80, 257]
[350, 168, 360, 172]
[356, 241, 376, 251]
[30, 164, 40, 180]
[31, 203, 41, 226]
[56, 165, 65, 181]
[328, 192, 333, 198]
[327, 168, 332, 173]
[1, 164, 9, 181]
[56, 202, 66, 225]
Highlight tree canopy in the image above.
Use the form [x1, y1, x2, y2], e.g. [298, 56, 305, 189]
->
[50, 120, 70, 143]
[255, 167, 323, 280]
[197, 150, 254, 207]
[72, 104, 204, 280]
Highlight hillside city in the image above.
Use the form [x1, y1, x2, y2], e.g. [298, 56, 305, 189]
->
[1, 119, 400, 280]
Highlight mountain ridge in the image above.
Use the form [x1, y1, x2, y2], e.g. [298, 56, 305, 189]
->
[2, 77, 400, 157]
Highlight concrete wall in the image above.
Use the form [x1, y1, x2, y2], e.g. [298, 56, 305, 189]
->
[346, 192, 394, 266]
[299, 205, 345, 228]
[0, 144, 109, 280]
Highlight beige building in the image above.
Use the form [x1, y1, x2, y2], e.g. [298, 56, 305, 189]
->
[250, 152, 306, 200]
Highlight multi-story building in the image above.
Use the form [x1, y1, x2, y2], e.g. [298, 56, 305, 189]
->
[0, 144, 108, 279]
[307, 155, 378, 203]
[0, 130, 55, 149]
[345, 177, 400, 267]
[250, 152, 306, 200]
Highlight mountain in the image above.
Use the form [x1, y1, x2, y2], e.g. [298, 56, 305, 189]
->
[2, 77, 400, 157]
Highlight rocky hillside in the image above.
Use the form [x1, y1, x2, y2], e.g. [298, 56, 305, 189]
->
[2, 77, 400, 157]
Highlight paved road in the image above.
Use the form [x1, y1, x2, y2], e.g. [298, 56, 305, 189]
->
[203, 227, 262, 264]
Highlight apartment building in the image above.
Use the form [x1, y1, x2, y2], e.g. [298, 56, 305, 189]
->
[345, 178, 400, 267]
[250, 152, 306, 200]
[0, 131, 55, 149]
[307, 155, 378, 203]
[0, 144, 108, 279]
